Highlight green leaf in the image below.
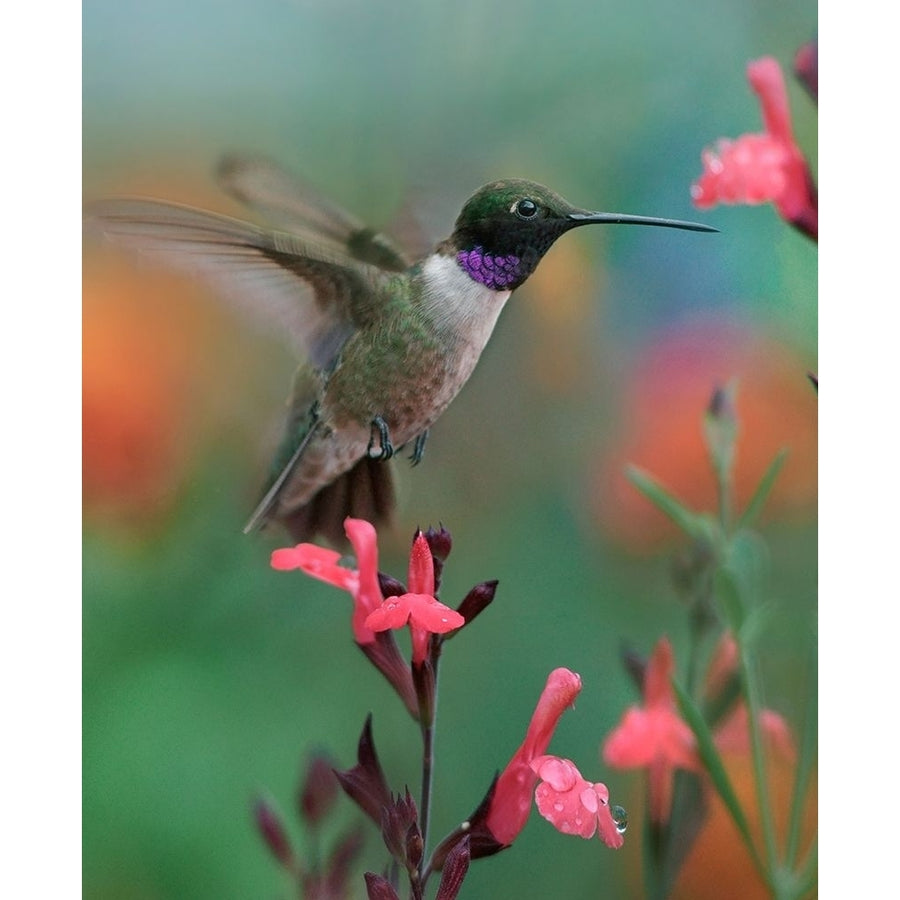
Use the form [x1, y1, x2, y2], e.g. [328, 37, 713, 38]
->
[785, 649, 818, 870]
[713, 565, 746, 634]
[725, 529, 770, 607]
[626, 465, 719, 544]
[672, 680, 766, 879]
[737, 449, 789, 531]
[643, 770, 708, 900]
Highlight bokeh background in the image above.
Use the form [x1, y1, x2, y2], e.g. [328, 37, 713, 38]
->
[83, 1, 817, 897]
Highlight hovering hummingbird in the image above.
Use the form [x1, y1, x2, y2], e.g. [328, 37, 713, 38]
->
[86, 155, 714, 545]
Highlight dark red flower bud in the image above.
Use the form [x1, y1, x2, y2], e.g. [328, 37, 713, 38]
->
[455, 580, 498, 627]
[253, 796, 295, 869]
[423, 525, 452, 563]
[377, 572, 406, 598]
[435, 835, 471, 900]
[414, 525, 451, 594]
[620, 643, 648, 694]
[381, 788, 419, 865]
[364, 872, 400, 900]
[334, 716, 393, 827]
[298, 752, 339, 826]
[793, 39, 817, 103]
[405, 820, 424, 871]
[320, 824, 366, 897]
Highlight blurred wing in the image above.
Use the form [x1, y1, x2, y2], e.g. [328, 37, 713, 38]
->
[217, 154, 413, 272]
[84, 198, 384, 368]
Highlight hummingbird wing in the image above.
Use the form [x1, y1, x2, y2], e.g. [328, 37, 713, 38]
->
[216, 154, 413, 272]
[84, 198, 390, 370]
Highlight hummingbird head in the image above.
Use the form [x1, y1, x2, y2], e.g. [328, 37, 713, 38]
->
[446, 179, 715, 291]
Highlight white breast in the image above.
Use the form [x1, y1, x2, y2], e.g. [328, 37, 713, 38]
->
[421, 253, 511, 359]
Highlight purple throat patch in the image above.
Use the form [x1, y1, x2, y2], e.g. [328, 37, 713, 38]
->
[457, 246, 521, 290]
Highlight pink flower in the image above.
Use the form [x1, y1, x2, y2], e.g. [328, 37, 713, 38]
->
[271, 517, 383, 644]
[531, 756, 624, 848]
[713, 704, 796, 762]
[485, 668, 583, 845]
[603, 633, 797, 825]
[602, 637, 700, 823]
[363, 531, 464, 665]
[691, 57, 817, 239]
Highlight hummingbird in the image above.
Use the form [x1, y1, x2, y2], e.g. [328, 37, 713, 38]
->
[85, 155, 715, 545]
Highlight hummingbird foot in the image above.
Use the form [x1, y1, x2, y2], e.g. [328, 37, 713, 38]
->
[367, 416, 395, 460]
[409, 430, 428, 466]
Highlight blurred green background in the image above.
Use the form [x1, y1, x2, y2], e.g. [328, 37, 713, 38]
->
[83, 1, 817, 897]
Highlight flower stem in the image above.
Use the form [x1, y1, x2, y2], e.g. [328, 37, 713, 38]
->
[737, 641, 780, 889]
[417, 642, 443, 890]
[419, 719, 435, 870]
[784, 649, 817, 870]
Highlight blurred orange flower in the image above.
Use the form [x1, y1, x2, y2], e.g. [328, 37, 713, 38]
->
[83, 172, 276, 532]
[592, 319, 816, 552]
[670, 753, 816, 900]
[82, 253, 206, 528]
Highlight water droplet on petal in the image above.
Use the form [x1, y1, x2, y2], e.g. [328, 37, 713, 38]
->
[554, 802, 565, 812]
[612, 805, 628, 834]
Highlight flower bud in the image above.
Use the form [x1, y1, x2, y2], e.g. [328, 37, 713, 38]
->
[253, 796, 295, 869]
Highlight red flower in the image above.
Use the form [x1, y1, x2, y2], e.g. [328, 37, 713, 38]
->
[363, 531, 464, 665]
[602, 637, 700, 823]
[603, 634, 797, 825]
[691, 57, 817, 239]
[485, 668, 583, 845]
[271, 517, 383, 644]
[531, 756, 624, 848]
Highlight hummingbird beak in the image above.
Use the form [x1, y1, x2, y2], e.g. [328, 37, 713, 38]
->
[566, 211, 718, 233]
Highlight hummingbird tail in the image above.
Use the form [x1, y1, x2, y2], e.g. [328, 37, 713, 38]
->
[279, 456, 396, 547]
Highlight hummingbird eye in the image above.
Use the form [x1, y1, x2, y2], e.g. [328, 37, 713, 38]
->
[514, 198, 538, 219]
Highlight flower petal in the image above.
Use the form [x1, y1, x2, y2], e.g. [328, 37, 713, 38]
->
[271, 544, 357, 591]
[407, 532, 435, 596]
[484, 668, 582, 846]
[521, 668, 582, 760]
[344, 517, 383, 617]
[405, 593, 465, 634]
[364, 595, 412, 631]
[748, 57, 793, 144]
[531, 756, 624, 848]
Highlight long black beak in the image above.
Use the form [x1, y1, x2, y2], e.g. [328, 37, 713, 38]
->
[567, 211, 717, 233]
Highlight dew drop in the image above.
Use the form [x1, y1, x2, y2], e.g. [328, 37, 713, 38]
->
[612, 805, 628, 835]
[554, 802, 565, 812]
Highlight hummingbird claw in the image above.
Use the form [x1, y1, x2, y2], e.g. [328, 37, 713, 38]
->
[409, 430, 428, 466]
[367, 416, 394, 460]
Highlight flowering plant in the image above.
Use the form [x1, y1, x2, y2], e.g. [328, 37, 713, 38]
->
[251, 39, 816, 900]
[261, 522, 625, 898]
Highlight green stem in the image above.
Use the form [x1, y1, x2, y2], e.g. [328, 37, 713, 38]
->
[673, 680, 768, 881]
[737, 642, 780, 889]
[795, 837, 818, 898]
[784, 651, 817, 870]
[717, 464, 732, 536]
